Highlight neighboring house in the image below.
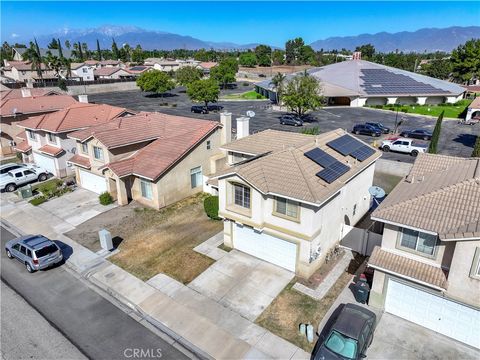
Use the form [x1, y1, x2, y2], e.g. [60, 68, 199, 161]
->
[144, 58, 181, 72]
[368, 153, 480, 349]
[13, 47, 74, 61]
[198, 62, 218, 74]
[98, 60, 124, 68]
[67, 112, 222, 208]
[70, 63, 95, 81]
[1, 93, 77, 156]
[466, 97, 480, 122]
[1, 88, 63, 100]
[16, 101, 133, 178]
[2, 61, 57, 82]
[93, 67, 132, 80]
[84, 60, 100, 68]
[126, 65, 154, 77]
[209, 122, 381, 277]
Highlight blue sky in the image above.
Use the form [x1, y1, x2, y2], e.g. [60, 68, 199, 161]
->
[1, 1, 479, 46]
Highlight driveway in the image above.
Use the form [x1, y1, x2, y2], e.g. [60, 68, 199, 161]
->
[188, 250, 294, 321]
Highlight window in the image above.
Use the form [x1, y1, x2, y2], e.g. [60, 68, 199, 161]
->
[24, 170, 35, 175]
[275, 197, 299, 219]
[140, 180, 153, 200]
[12, 244, 20, 251]
[20, 246, 27, 255]
[353, 204, 357, 216]
[325, 330, 357, 359]
[233, 183, 250, 208]
[26, 249, 32, 258]
[399, 228, 437, 256]
[470, 247, 480, 279]
[47, 132, 56, 144]
[81, 143, 88, 154]
[27, 130, 36, 140]
[82, 68, 88, 73]
[15, 172, 22, 178]
[190, 166, 202, 188]
[93, 146, 104, 161]
[206, 140, 211, 150]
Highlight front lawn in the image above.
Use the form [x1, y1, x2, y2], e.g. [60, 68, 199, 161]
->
[221, 90, 266, 100]
[367, 99, 471, 119]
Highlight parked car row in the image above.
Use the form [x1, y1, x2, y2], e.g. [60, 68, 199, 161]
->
[0, 162, 50, 192]
[190, 104, 224, 114]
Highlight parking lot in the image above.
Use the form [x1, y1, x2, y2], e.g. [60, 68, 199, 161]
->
[90, 87, 478, 164]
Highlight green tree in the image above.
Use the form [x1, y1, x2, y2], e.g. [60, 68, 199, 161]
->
[451, 39, 480, 83]
[96, 39, 102, 61]
[299, 45, 316, 65]
[210, 57, 238, 88]
[122, 44, 132, 62]
[239, 52, 257, 67]
[23, 40, 43, 80]
[271, 49, 285, 65]
[255, 45, 272, 67]
[0, 41, 13, 64]
[136, 70, 175, 96]
[47, 38, 58, 49]
[271, 72, 286, 104]
[131, 45, 143, 63]
[45, 54, 63, 77]
[428, 111, 444, 154]
[57, 78, 68, 92]
[175, 65, 203, 86]
[64, 40, 71, 49]
[282, 73, 323, 117]
[354, 44, 376, 60]
[57, 38, 63, 59]
[111, 38, 120, 60]
[285, 37, 305, 64]
[186, 78, 220, 108]
[420, 59, 452, 80]
[472, 135, 480, 157]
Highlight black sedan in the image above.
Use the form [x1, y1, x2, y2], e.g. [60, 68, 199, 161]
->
[312, 303, 377, 360]
[352, 124, 382, 137]
[400, 129, 433, 140]
[365, 122, 390, 134]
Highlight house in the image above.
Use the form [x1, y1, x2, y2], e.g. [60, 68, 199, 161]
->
[12, 47, 74, 61]
[67, 112, 222, 208]
[84, 60, 100, 67]
[1, 92, 77, 156]
[126, 65, 154, 76]
[70, 63, 95, 81]
[93, 67, 132, 80]
[16, 100, 133, 177]
[209, 119, 381, 277]
[98, 60, 124, 68]
[144, 58, 181, 72]
[1, 88, 63, 100]
[368, 153, 480, 349]
[198, 62, 218, 74]
[2, 60, 57, 82]
[466, 97, 480, 122]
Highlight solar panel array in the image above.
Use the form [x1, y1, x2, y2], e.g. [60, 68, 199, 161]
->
[360, 69, 449, 95]
[327, 135, 376, 162]
[130, 66, 147, 71]
[303, 148, 350, 184]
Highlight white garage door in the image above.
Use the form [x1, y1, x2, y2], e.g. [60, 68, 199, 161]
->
[234, 224, 297, 272]
[385, 279, 480, 348]
[33, 152, 56, 175]
[78, 169, 107, 194]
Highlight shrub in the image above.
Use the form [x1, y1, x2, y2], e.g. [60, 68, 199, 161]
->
[38, 179, 62, 198]
[401, 109, 408, 113]
[243, 82, 250, 86]
[256, 93, 263, 99]
[204, 195, 220, 220]
[99, 191, 113, 205]
[301, 126, 320, 135]
[472, 136, 480, 157]
[29, 196, 47, 206]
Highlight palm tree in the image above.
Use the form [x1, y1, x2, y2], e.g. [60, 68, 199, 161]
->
[64, 40, 71, 49]
[96, 39, 102, 61]
[23, 41, 43, 80]
[46, 54, 63, 78]
[271, 72, 286, 104]
[123, 44, 132, 62]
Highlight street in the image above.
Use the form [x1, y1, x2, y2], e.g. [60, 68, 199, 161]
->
[0, 225, 191, 360]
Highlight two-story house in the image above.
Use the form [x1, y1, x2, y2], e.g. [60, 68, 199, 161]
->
[67, 112, 222, 208]
[368, 153, 480, 349]
[70, 63, 95, 81]
[209, 125, 381, 278]
[16, 100, 132, 178]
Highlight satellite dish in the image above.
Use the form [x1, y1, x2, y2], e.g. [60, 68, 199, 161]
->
[369, 186, 386, 199]
[246, 110, 255, 118]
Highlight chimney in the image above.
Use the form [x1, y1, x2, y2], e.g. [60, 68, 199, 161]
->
[353, 51, 362, 60]
[21, 87, 32, 98]
[236, 117, 250, 140]
[26, 79, 34, 88]
[220, 112, 232, 145]
[78, 94, 89, 103]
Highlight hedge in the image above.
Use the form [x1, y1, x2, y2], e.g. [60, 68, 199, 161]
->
[29, 196, 47, 206]
[204, 195, 220, 220]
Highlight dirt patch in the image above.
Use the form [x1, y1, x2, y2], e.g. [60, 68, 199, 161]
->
[67, 193, 223, 283]
[297, 249, 345, 289]
[256, 254, 365, 352]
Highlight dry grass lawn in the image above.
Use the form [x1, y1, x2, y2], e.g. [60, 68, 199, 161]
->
[109, 193, 223, 283]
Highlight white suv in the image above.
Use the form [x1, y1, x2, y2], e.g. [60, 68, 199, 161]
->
[0, 167, 49, 192]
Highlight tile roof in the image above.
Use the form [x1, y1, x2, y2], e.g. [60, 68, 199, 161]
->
[96, 112, 220, 180]
[214, 129, 381, 205]
[94, 67, 126, 76]
[0, 95, 77, 117]
[99, 60, 121, 66]
[5, 61, 49, 71]
[16, 131, 27, 141]
[14, 141, 31, 153]
[469, 97, 480, 109]
[84, 60, 99, 65]
[67, 154, 91, 169]
[17, 103, 130, 133]
[368, 247, 448, 290]
[70, 62, 89, 70]
[199, 62, 218, 69]
[1, 88, 63, 100]
[37, 144, 63, 156]
[372, 153, 480, 240]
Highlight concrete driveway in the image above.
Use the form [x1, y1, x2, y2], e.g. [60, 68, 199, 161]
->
[188, 250, 294, 321]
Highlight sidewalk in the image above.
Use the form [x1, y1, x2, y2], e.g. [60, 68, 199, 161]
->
[1, 194, 310, 360]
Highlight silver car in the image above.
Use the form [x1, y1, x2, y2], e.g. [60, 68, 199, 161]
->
[5, 235, 63, 273]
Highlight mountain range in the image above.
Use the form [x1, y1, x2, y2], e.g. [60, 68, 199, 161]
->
[32, 25, 480, 52]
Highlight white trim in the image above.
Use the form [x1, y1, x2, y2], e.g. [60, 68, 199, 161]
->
[221, 148, 259, 157]
[441, 236, 480, 241]
[371, 217, 438, 236]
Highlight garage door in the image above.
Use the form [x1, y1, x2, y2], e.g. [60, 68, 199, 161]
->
[234, 224, 297, 272]
[78, 169, 107, 194]
[385, 279, 480, 348]
[33, 152, 56, 175]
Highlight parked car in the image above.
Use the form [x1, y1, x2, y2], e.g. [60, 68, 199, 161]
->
[0, 162, 46, 176]
[207, 104, 224, 112]
[280, 114, 303, 127]
[365, 122, 390, 134]
[5, 234, 63, 273]
[399, 129, 432, 140]
[191, 105, 208, 114]
[311, 303, 376, 360]
[379, 138, 428, 156]
[352, 124, 382, 137]
[0, 167, 49, 192]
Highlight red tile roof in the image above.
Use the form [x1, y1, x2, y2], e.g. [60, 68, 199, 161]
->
[94, 67, 125, 76]
[84, 60, 99, 65]
[17, 103, 130, 133]
[199, 62, 218, 69]
[38, 144, 64, 156]
[6, 61, 48, 71]
[1, 88, 63, 100]
[0, 95, 77, 117]
[14, 141, 31, 153]
[67, 154, 91, 169]
[99, 60, 121, 66]
[16, 131, 27, 141]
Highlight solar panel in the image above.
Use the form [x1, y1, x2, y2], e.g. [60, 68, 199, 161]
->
[316, 162, 350, 183]
[327, 135, 363, 156]
[350, 145, 376, 161]
[304, 148, 337, 168]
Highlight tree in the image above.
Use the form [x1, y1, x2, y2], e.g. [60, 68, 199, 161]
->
[451, 39, 480, 83]
[271, 49, 285, 65]
[428, 111, 444, 154]
[420, 59, 452, 80]
[77, 42, 84, 61]
[136, 70, 175, 96]
[355, 44, 376, 60]
[271, 72, 286, 104]
[255, 45, 272, 67]
[285, 37, 305, 65]
[47, 38, 59, 49]
[0, 41, 13, 64]
[298, 45, 316, 65]
[282, 73, 323, 117]
[131, 45, 144, 63]
[175, 65, 203, 86]
[472, 135, 480, 157]
[57, 78, 68, 92]
[96, 39, 102, 61]
[210, 58, 238, 88]
[45, 54, 63, 77]
[239, 52, 257, 67]
[111, 38, 120, 60]
[57, 38, 63, 59]
[64, 40, 71, 49]
[186, 78, 220, 108]
[23, 40, 43, 80]
[122, 44, 132, 62]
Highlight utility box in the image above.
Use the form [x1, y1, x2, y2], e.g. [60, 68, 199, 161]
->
[99, 229, 113, 251]
[19, 184, 33, 199]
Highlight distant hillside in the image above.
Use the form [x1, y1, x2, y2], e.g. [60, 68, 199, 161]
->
[310, 26, 480, 52]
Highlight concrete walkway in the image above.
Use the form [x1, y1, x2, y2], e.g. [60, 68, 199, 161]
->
[193, 232, 228, 261]
[1, 194, 310, 360]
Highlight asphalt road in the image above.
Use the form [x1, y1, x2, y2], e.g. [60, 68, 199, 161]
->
[0, 226, 190, 360]
[90, 87, 479, 164]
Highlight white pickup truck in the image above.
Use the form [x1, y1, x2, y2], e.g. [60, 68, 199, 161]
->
[379, 138, 428, 156]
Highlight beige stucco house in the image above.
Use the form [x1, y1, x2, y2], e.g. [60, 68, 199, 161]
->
[67, 112, 222, 209]
[368, 153, 480, 349]
[210, 125, 381, 278]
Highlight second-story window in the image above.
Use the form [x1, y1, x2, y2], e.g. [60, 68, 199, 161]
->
[27, 130, 36, 140]
[233, 183, 250, 208]
[81, 143, 88, 154]
[47, 133, 56, 144]
[275, 197, 299, 219]
[206, 140, 211, 150]
[93, 146, 104, 161]
[399, 228, 437, 256]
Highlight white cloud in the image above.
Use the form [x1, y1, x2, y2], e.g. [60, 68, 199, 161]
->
[11, 33, 19, 38]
